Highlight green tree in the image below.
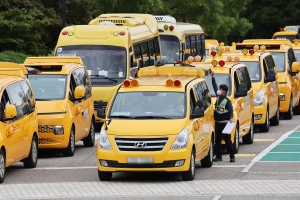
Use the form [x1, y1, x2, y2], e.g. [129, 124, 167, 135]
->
[242, 0, 300, 39]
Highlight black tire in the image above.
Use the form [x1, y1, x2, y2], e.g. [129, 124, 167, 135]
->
[201, 137, 214, 167]
[98, 170, 112, 181]
[23, 136, 38, 168]
[259, 109, 270, 132]
[0, 150, 5, 184]
[63, 127, 75, 157]
[283, 97, 293, 119]
[243, 118, 254, 144]
[293, 99, 300, 115]
[83, 119, 95, 147]
[233, 125, 239, 153]
[181, 149, 195, 181]
[270, 105, 280, 126]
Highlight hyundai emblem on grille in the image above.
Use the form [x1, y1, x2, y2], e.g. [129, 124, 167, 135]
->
[134, 142, 147, 148]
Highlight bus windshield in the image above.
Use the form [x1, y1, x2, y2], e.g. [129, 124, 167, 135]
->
[243, 62, 262, 82]
[271, 52, 285, 72]
[55, 45, 127, 79]
[160, 35, 180, 61]
[204, 74, 231, 97]
[28, 74, 67, 100]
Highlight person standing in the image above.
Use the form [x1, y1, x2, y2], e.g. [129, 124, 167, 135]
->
[211, 71, 235, 162]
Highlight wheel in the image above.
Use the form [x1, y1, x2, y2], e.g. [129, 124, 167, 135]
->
[233, 125, 239, 153]
[181, 149, 195, 181]
[83, 119, 95, 147]
[23, 136, 38, 168]
[243, 118, 254, 144]
[201, 137, 213, 167]
[292, 99, 300, 115]
[283, 97, 293, 119]
[259, 109, 270, 132]
[98, 170, 112, 181]
[63, 127, 75, 157]
[270, 105, 280, 126]
[0, 150, 5, 184]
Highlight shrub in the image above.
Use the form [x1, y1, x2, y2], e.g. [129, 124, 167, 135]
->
[0, 51, 29, 64]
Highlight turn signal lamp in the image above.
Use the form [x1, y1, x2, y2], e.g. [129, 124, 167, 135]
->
[234, 56, 240, 62]
[225, 46, 230, 51]
[211, 60, 218, 66]
[123, 79, 139, 87]
[232, 42, 236, 46]
[249, 49, 255, 55]
[124, 80, 131, 87]
[227, 56, 233, 62]
[211, 51, 217, 56]
[219, 60, 225, 67]
[217, 50, 223, 56]
[295, 39, 299, 45]
[62, 31, 68, 35]
[188, 56, 194, 62]
[164, 24, 168, 30]
[68, 32, 74, 36]
[260, 45, 266, 51]
[194, 55, 201, 62]
[166, 79, 181, 87]
[280, 27, 284, 31]
[253, 45, 259, 51]
[184, 60, 190, 65]
[169, 25, 174, 31]
[119, 32, 125, 36]
[242, 49, 248, 55]
[177, 60, 183, 64]
[220, 42, 225, 46]
[131, 79, 139, 87]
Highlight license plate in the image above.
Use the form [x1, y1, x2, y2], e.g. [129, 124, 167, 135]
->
[127, 157, 153, 164]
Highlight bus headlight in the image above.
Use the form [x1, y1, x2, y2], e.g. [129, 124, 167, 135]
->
[254, 90, 264, 106]
[279, 93, 285, 101]
[98, 129, 112, 150]
[171, 129, 188, 150]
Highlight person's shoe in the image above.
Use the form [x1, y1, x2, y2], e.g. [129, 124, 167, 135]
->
[213, 157, 223, 162]
[230, 156, 235, 163]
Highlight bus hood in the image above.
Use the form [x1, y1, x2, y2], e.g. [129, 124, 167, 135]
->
[36, 100, 66, 114]
[105, 119, 188, 136]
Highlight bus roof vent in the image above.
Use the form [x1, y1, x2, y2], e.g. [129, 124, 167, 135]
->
[98, 21, 116, 26]
[98, 17, 145, 26]
[154, 15, 176, 23]
[285, 25, 300, 31]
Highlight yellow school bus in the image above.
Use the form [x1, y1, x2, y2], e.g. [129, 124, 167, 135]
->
[205, 39, 219, 56]
[154, 15, 205, 62]
[54, 14, 162, 123]
[272, 25, 300, 42]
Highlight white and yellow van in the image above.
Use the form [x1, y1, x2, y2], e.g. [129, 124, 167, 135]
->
[23, 57, 95, 157]
[96, 66, 215, 181]
[0, 62, 38, 183]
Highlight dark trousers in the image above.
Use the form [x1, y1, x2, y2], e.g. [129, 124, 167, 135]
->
[215, 122, 235, 158]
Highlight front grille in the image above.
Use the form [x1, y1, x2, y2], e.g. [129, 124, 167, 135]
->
[94, 100, 107, 110]
[105, 160, 176, 168]
[39, 137, 63, 144]
[38, 125, 54, 133]
[115, 137, 168, 151]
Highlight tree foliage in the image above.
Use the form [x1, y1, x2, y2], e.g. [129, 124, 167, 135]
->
[0, 51, 29, 63]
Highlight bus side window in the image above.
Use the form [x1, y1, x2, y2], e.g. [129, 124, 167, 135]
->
[133, 43, 142, 68]
[191, 35, 197, 56]
[154, 36, 161, 58]
[141, 41, 150, 67]
[148, 40, 155, 65]
[201, 34, 205, 59]
[185, 36, 191, 59]
[196, 35, 201, 57]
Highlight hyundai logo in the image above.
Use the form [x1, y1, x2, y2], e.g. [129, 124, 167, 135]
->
[134, 142, 147, 148]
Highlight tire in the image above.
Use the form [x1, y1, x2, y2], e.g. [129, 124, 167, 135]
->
[259, 109, 270, 132]
[0, 150, 5, 184]
[181, 149, 195, 181]
[98, 170, 112, 181]
[201, 137, 214, 167]
[292, 99, 300, 115]
[63, 127, 75, 157]
[23, 136, 38, 168]
[243, 118, 254, 144]
[83, 119, 95, 147]
[283, 97, 293, 119]
[270, 105, 280, 126]
[233, 125, 239, 153]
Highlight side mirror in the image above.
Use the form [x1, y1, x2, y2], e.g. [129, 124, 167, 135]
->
[234, 83, 248, 98]
[196, 100, 204, 108]
[97, 100, 106, 119]
[264, 69, 276, 83]
[190, 107, 204, 119]
[291, 62, 300, 73]
[4, 104, 17, 120]
[74, 85, 85, 100]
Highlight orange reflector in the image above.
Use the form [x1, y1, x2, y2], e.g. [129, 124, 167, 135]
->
[131, 79, 139, 86]
[174, 80, 181, 87]
[166, 79, 173, 86]
[123, 80, 131, 87]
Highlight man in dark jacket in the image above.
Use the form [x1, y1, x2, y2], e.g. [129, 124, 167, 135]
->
[211, 71, 235, 162]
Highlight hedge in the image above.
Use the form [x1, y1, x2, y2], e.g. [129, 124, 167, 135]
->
[0, 51, 29, 64]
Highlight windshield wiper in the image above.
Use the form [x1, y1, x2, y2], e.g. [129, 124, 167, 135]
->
[109, 115, 135, 119]
[134, 116, 171, 119]
[89, 75, 118, 82]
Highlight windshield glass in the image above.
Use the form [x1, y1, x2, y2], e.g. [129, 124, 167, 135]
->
[55, 45, 127, 78]
[295, 50, 300, 61]
[28, 75, 67, 100]
[271, 52, 285, 72]
[109, 92, 186, 119]
[204, 74, 231, 97]
[160, 35, 180, 61]
[243, 62, 262, 82]
[273, 35, 296, 42]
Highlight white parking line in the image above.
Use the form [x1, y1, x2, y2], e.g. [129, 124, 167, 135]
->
[241, 124, 300, 173]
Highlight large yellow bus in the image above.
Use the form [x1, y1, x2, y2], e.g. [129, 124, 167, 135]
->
[154, 15, 205, 62]
[54, 14, 162, 123]
[272, 25, 300, 42]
